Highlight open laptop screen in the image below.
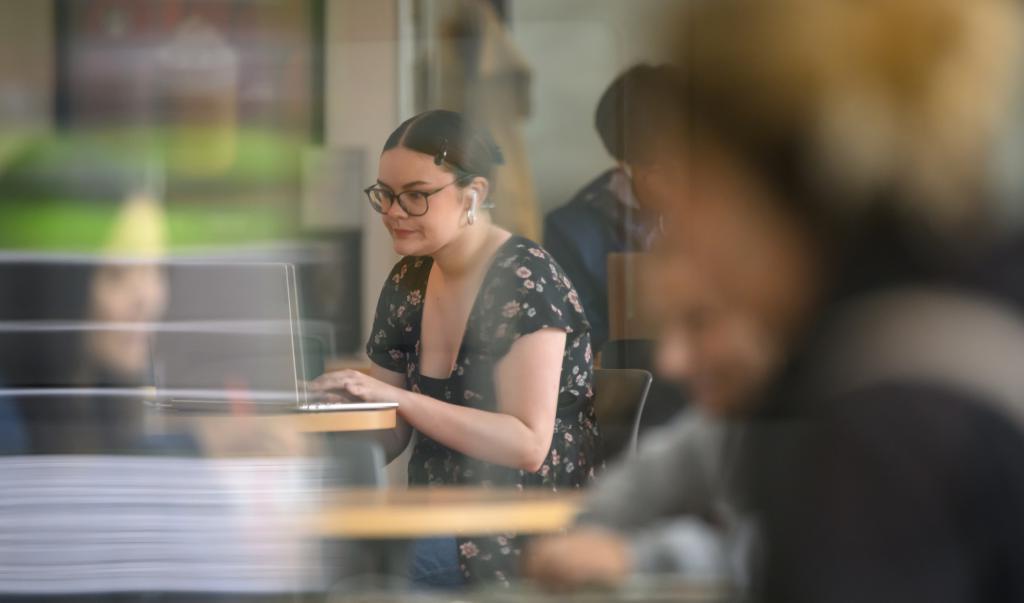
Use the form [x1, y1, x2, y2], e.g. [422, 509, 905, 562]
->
[0, 259, 319, 408]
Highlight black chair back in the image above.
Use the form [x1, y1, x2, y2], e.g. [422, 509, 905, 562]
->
[601, 339, 689, 437]
[593, 367, 653, 461]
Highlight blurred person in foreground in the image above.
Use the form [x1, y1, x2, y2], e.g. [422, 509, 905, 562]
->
[526, 243, 779, 592]
[311, 110, 600, 588]
[679, 0, 1024, 600]
[541, 0, 1024, 599]
[543, 64, 679, 354]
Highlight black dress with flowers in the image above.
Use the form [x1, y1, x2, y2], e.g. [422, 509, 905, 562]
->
[366, 235, 601, 585]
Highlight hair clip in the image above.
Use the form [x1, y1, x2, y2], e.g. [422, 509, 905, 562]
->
[434, 138, 449, 166]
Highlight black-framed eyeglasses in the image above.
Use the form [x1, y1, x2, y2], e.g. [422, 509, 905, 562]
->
[364, 175, 472, 217]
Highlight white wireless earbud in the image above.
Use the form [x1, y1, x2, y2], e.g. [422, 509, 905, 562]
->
[467, 191, 479, 225]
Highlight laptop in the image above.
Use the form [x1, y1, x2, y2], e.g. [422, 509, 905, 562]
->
[152, 263, 395, 414]
[0, 257, 395, 414]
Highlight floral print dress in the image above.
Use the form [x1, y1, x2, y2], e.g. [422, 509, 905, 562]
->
[366, 235, 602, 585]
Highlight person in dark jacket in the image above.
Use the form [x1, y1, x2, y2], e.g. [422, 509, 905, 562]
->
[543, 64, 682, 353]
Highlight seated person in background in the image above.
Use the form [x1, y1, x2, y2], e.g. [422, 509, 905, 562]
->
[525, 242, 780, 591]
[311, 110, 600, 588]
[543, 64, 681, 354]
[1, 195, 170, 454]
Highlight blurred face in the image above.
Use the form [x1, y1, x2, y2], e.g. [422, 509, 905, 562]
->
[375, 146, 475, 257]
[84, 263, 168, 379]
[659, 146, 823, 365]
[643, 251, 777, 416]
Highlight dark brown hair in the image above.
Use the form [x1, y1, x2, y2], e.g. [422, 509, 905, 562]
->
[382, 110, 504, 182]
[595, 64, 685, 165]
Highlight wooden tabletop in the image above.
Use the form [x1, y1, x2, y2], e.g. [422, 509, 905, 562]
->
[163, 407, 397, 434]
[314, 487, 584, 539]
[270, 407, 396, 433]
[155, 407, 397, 457]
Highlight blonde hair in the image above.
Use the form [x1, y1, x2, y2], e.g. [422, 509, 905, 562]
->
[102, 193, 167, 259]
[676, 0, 1024, 231]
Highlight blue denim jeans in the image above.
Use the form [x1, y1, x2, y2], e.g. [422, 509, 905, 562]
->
[407, 536, 465, 589]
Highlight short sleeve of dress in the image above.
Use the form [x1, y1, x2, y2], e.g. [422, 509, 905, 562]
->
[365, 257, 421, 373]
[481, 243, 590, 359]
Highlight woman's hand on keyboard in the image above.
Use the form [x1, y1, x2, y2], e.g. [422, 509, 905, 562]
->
[308, 369, 403, 404]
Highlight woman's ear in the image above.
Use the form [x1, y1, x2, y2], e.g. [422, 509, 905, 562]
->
[464, 176, 490, 208]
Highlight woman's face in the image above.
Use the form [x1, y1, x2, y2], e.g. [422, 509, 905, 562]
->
[376, 146, 474, 257]
[85, 263, 168, 380]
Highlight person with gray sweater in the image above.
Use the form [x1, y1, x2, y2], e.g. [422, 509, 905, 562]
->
[525, 250, 773, 591]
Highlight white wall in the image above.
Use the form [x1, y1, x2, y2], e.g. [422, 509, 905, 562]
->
[325, 0, 404, 344]
[325, 0, 415, 484]
[510, 0, 679, 216]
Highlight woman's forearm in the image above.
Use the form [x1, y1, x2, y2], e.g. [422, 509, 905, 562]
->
[396, 388, 552, 472]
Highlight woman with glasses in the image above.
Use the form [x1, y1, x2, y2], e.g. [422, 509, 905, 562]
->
[311, 110, 601, 587]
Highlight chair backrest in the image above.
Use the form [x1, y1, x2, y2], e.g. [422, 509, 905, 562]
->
[600, 339, 689, 433]
[593, 367, 653, 461]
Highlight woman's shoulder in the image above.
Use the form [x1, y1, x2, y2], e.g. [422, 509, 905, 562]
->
[493, 236, 575, 290]
[494, 236, 560, 272]
[489, 236, 582, 314]
[371, 255, 430, 335]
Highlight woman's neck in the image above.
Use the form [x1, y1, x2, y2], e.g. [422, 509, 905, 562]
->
[432, 217, 505, 280]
